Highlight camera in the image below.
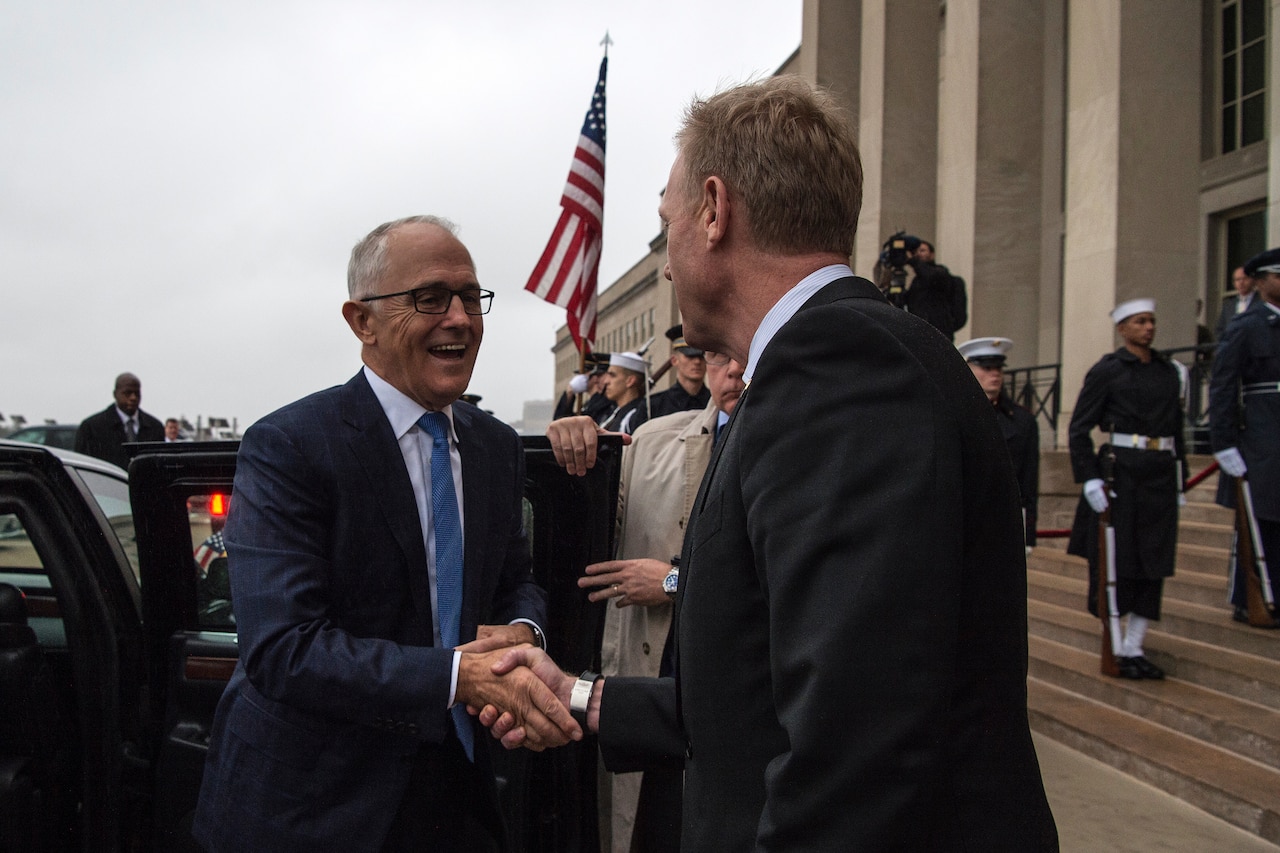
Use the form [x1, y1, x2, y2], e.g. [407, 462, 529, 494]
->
[879, 231, 911, 308]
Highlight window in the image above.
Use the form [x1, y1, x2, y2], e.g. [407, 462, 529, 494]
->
[1221, 0, 1267, 153]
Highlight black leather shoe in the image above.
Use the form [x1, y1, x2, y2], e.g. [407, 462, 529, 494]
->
[1114, 657, 1144, 680]
[1233, 606, 1250, 624]
[1130, 655, 1165, 679]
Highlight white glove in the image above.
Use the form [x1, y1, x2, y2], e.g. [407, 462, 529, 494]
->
[1083, 478, 1109, 514]
[569, 373, 589, 394]
[1215, 447, 1247, 478]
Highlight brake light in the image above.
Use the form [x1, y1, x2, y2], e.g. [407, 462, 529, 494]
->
[208, 493, 229, 518]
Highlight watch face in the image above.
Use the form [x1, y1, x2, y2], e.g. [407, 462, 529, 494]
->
[663, 571, 679, 594]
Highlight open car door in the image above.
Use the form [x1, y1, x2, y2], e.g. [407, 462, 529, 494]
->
[130, 433, 621, 852]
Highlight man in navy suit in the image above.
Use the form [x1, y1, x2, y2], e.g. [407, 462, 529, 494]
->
[192, 215, 580, 852]
[486, 78, 1057, 850]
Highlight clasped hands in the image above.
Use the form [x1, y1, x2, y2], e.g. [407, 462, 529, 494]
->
[454, 626, 592, 753]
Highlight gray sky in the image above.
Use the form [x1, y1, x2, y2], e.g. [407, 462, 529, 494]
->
[1, 0, 801, 430]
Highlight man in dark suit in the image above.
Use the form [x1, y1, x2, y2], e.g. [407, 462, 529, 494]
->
[485, 77, 1057, 850]
[1215, 265, 1257, 340]
[73, 372, 165, 470]
[191, 215, 580, 853]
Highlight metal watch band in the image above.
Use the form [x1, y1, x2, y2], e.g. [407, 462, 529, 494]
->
[570, 670, 600, 724]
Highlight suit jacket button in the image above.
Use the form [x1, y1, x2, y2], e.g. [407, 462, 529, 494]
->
[408, 723, 419, 735]
[373, 717, 383, 728]
[642, 642, 651, 655]
[395, 721, 407, 734]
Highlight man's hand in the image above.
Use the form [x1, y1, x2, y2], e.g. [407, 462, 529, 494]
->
[478, 646, 603, 749]
[455, 623, 536, 655]
[1083, 478, 1110, 514]
[579, 558, 671, 607]
[546, 416, 630, 476]
[455, 645, 581, 752]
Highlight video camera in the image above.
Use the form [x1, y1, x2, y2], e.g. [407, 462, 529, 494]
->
[879, 231, 911, 308]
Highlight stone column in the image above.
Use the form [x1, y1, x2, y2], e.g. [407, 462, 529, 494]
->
[935, 1, 1046, 355]
[1058, 0, 1199, 443]
[1270, 0, 1280, 244]
[855, 0, 940, 278]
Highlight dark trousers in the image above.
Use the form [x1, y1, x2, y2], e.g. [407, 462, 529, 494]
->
[381, 736, 504, 853]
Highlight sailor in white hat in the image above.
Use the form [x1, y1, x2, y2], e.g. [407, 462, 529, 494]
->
[1065, 298, 1187, 679]
[958, 338, 1039, 550]
[599, 352, 651, 435]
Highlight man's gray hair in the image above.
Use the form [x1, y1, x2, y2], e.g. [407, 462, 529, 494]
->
[347, 215, 458, 299]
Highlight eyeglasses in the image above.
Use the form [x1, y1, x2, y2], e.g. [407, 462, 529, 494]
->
[703, 351, 730, 366]
[359, 287, 494, 315]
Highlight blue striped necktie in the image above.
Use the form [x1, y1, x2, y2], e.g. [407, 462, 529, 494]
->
[417, 411, 474, 761]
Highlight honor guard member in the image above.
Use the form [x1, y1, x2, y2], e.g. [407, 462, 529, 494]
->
[959, 337, 1040, 549]
[648, 324, 711, 419]
[1068, 298, 1188, 679]
[554, 352, 614, 421]
[1210, 247, 1280, 627]
[599, 351, 650, 435]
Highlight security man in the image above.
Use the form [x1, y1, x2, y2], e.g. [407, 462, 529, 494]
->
[1210, 247, 1280, 628]
[1068, 298, 1187, 679]
[648, 324, 711, 419]
[959, 337, 1039, 549]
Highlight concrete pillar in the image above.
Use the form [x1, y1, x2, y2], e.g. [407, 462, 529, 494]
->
[1270, 0, 1280, 245]
[1059, 0, 1200, 443]
[855, 0, 940, 279]
[935, 0, 1046, 358]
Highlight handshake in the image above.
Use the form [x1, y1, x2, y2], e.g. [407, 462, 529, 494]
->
[456, 632, 599, 752]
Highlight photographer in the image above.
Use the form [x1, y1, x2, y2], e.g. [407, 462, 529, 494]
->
[903, 236, 968, 341]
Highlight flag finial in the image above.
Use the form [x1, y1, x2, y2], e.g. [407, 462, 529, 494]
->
[600, 31, 613, 55]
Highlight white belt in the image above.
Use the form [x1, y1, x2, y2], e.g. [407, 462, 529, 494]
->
[1243, 381, 1280, 396]
[1110, 433, 1175, 452]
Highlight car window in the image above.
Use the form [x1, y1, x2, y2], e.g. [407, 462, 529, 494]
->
[74, 468, 141, 584]
[0, 511, 65, 648]
[188, 493, 233, 629]
[0, 512, 43, 571]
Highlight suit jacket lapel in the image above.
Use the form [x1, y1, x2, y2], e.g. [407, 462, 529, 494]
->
[453, 404, 484, 639]
[339, 371, 434, 630]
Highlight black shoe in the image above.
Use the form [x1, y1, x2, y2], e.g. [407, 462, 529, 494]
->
[1114, 657, 1144, 679]
[1233, 606, 1250, 624]
[1130, 655, 1165, 679]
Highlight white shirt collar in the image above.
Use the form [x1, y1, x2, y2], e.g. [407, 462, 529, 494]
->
[363, 365, 455, 441]
[744, 264, 852, 382]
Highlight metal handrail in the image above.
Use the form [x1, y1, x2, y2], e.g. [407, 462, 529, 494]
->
[1004, 363, 1061, 448]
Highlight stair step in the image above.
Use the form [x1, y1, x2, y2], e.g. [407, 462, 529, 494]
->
[1027, 563, 1280, 660]
[1027, 679, 1280, 844]
[1180, 519, 1237, 549]
[1027, 597, 1280, 706]
[1028, 634, 1280, 772]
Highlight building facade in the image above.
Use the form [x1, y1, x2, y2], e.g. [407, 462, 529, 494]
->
[554, 0, 1276, 441]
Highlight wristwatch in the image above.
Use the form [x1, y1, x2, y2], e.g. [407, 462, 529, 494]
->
[570, 670, 601, 726]
[663, 557, 680, 599]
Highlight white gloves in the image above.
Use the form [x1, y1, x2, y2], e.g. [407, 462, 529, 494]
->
[1083, 478, 1110, 514]
[1215, 447, 1247, 478]
[569, 373, 589, 395]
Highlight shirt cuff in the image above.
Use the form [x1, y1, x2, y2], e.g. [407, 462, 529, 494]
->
[448, 650, 460, 708]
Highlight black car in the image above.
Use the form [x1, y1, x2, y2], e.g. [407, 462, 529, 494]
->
[4, 424, 79, 451]
[0, 436, 621, 851]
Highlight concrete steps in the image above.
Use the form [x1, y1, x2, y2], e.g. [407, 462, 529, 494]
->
[1026, 462, 1280, 844]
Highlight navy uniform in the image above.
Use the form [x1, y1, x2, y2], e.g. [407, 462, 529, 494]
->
[648, 324, 711, 419]
[1068, 298, 1187, 679]
[599, 351, 650, 436]
[553, 352, 615, 422]
[958, 338, 1040, 547]
[1210, 247, 1280, 627]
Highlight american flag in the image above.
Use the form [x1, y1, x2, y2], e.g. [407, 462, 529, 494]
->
[194, 531, 226, 573]
[525, 56, 607, 352]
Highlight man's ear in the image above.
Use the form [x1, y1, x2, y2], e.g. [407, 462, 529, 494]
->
[702, 176, 729, 247]
[342, 300, 376, 344]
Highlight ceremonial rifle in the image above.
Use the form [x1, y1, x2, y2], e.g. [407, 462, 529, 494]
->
[1096, 448, 1123, 676]
[1234, 474, 1277, 626]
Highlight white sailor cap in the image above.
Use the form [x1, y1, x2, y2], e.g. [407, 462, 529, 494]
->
[957, 337, 1013, 365]
[609, 351, 648, 374]
[1110, 298, 1156, 324]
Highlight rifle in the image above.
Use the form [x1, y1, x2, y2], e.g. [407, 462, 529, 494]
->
[1096, 448, 1123, 676]
[1234, 475, 1277, 626]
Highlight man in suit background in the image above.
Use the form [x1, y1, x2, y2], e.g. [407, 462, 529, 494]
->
[1216, 265, 1257, 340]
[486, 77, 1057, 850]
[73, 372, 165, 470]
[192, 215, 579, 853]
